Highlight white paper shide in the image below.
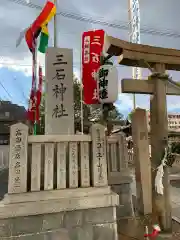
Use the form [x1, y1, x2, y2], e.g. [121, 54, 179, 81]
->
[97, 65, 118, 103]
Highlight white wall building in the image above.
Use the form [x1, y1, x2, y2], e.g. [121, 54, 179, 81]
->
[146, 111, 180, 132]
[168, 114, 180, 131]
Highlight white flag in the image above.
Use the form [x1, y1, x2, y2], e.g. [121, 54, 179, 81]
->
[16, 28, 27, 48]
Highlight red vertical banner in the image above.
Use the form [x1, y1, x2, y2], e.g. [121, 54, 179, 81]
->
[27, 46, 36, 123]
[82, 29, 105, 104]
[36, 65, 43, 123]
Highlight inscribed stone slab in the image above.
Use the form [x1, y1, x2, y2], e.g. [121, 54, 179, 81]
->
[8, 123, 28, 194]
[45, 47, 74, 134]
[91, 124, 108, 187]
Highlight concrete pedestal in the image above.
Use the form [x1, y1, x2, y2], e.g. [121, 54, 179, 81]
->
[0, 187, 119, 240]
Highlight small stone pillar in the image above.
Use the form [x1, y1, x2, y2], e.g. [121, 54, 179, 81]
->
[132, 108, 152, 215]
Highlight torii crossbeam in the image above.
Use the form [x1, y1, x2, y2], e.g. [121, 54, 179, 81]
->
[103, 34, 180, 70]
[103, 34, 180, 232]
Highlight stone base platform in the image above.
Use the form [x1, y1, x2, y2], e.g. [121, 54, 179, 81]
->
[108, 171, 134, 219]
[0, 187, 119, 240]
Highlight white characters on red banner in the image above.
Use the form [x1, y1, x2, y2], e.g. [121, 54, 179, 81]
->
[91, 53, 100, 63]
[83, 36, 90, 64]
[82, 29, 105, 104]
[91, 35, 101, 46]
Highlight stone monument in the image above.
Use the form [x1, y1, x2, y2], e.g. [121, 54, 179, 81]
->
[45, 47, 74, 134]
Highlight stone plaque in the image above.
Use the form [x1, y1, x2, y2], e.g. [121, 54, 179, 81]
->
[31, 143, 41, 191]
[57, 142, 67, 189]
[110, 143, 118, 172]
[91, 124, 108, 187]
[80, 142, 90, 187]
[44, 143, 54, 190]
[45, 47, 74, 134]
[8, 123, 28, 194]
[69, 142, 78, 188]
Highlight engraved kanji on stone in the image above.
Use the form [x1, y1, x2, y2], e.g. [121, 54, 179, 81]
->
[15, 152, 21, 159]
[15, 162, 20, 168]
[52, 83, 66, 100]
[53, 54, 67, 65]
[52, 69, 65, 81]
[52, 104, 68, 118]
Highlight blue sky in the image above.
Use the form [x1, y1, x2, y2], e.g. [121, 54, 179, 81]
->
[1, 0, 180, 117]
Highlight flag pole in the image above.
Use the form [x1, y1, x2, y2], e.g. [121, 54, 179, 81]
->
[33, 39, 38, 135]
[54, 0, 57, 47]
[80, 38, 84, 134]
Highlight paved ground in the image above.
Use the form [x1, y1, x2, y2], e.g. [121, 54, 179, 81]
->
[131, 170, 180, 218]
[124, 171, 180, 239]
[120, 170, 180, 238]
[118, 219, 180, 239]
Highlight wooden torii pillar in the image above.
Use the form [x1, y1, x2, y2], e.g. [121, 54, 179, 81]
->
[103, 35, 180, 232]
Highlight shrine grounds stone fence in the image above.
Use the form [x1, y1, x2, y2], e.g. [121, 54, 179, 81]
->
[0, 122, 133, 239]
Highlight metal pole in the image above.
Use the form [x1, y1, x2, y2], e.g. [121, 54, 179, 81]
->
[54, 0, 57, 47]
[128, 0, 136, 109]
[80, 90, 84, 134]
[80, 42, 84, 134]
[33, 39, 38, 135]
[133, 92, 136, 109]
[128, 0, 135, 109]
[128, 0, 141, 110]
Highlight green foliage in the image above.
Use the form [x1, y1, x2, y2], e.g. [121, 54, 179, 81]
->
[36, 93, 45, 135]
[108, 107, 123, 120]
[128, 112, 132, 122]
[128, 110, 135, 122]
[171, 142, 180, 154]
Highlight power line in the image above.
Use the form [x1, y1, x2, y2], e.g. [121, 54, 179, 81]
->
[0, 60, 31, 101]
[0, 62, 80, 67]
[6, 0, 180, 39]
[0, 62, 126, 69]
[0, 78, 26, 107]
[0, 81, 27, 106]
[3, 0, 180, 107]
[0, 30, 81, 48]
[0, 72, 27, 105]
[13, 76, 28, 102]
[0, 80, 13, 100]
[57, 12, 180, 38]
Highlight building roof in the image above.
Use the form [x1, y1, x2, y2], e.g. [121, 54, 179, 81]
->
[0, 101, 26, 121]
[0, 101, 27, 134]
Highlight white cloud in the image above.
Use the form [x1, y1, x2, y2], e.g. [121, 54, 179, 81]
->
[2, 0, 180, 74]
[0, 53, 46, 77]
[1, 0, 180, 114]
[115, 93, 180, 116]
[167, 96, 180, 112]
[0, 56, 32, 76]
[115, 94, 133, 110]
